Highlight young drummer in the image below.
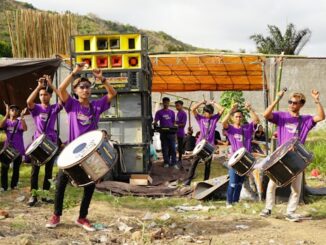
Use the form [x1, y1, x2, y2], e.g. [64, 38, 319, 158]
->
[46, 64, 116, 231]
[184, 100, 224, 185]
[26, 75, 62, 206]
[0, 104, 27, 191]
[222, 102, 259, 207]
[260, 90, 325, 222]
[175, 100, 187, 164]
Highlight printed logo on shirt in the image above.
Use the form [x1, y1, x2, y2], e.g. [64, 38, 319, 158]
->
[234, 133, 243, 142]
[7, 126, 14, 134]
[162, 114, 171, 120]
[77, 112, 93, 126]
[285, 123, 298, 134]
[39, 112, 48, 122]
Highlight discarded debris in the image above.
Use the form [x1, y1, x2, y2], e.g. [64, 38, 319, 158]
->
[117, 222, 133, 233]
[142, 212, 154, 221]
[174, 204, 216, 212]
[236, 224, 250, 230]
[159, 213, 171, 221]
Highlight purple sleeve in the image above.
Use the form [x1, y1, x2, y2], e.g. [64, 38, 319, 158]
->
[29, 104, 41, 117]
[63, 95, 75, 113]
[53, 103, 63, 114]
[17, 120, 24, 132]
[94, 96, 110, 114]
[212, 113, 221, 121]
[226, 124, 235, 134]
[268, 112, 281, 124]
[195, 113, 203, 124]
[154, 110, 161, 122]
[305, 115, 317, 130]
[248, 122, 256, 134]
[1, 119, 8, 129]
[181, 112, 187, 124]
[171, 110, 175, 124]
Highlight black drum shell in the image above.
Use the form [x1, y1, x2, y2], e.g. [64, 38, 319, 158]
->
[0, 145, 20, 166]
[195, 141, 215, 160]
[27, 135, 58, 166]
[230, 150, 256, 176]
[61, 139, 117, 187]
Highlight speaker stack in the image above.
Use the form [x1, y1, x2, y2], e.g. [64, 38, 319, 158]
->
[70, 34, 152, 180]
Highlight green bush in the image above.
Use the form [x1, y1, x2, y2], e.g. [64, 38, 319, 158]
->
[0, 40, 12, 57]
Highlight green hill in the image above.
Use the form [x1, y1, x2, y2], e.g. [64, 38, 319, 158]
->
[0, 0, 223, 56]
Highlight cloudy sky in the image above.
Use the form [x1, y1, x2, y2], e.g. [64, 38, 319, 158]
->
[20, 0, 326, 57]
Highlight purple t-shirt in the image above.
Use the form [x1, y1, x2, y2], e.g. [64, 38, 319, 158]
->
[269, 111, 316, 146]
[226, 122, 256, 153]
[176, 110, 187, 137]
[154, 109, 175, 128]
[64, 95, 110, 142]
[196, 113, 221, 145]
[29, 103, 62, 143]
[2, 119, 25, 155]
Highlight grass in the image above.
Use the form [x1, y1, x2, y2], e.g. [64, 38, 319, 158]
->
[0, 130, 326, 219]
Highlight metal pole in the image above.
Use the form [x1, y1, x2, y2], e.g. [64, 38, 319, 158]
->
[262, 61, 269, 155]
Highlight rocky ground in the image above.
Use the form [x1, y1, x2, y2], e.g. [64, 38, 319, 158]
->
[1, 184, 326, 245]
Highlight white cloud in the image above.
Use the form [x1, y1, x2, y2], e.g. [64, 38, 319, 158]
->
[19, 0, 326, 56]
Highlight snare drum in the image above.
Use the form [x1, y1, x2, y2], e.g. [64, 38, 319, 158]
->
[228, 147, 256, 176]
[57, 130, 117, 187]
[193, 140, 215, 160]
[0, 145, 20, 166]
[262, 138, 313, 187]
[26, 134, 58, 166]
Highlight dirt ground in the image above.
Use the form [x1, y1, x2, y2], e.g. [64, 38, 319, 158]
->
[1, 186, 326, 245]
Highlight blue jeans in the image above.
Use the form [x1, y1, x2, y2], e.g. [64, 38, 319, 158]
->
[160, 133, 176, 166]
[227, 167, 245, 204]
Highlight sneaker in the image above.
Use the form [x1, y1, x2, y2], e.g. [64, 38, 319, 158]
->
[173, 164, 180, 170]
[28, 196, 37, 207]
[45, 214, 60, 228]
[163, 164, 170, 168]
[41, 197, 54, 204]
[260, 209, 272, 217]
[226, 203, 233, 209]
[285, 213, 301, 222]
[75, 218, 96, 232]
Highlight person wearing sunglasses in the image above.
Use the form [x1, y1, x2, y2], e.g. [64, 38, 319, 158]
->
[260, 89, 325, 222]
[45, 63, 116, 231]
[222, 102, 260, 207]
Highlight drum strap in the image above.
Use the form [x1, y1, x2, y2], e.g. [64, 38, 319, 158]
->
[204, 119, 212, 140]
[295, 116, 302, 138]
[241, 127, 246, 148]
[43, 107, 53, 133]
[89, 102, 97, 129]
[9, 120, 19, 145]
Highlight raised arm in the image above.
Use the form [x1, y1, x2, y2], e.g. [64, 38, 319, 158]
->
[191, 100, 206, 117]
[263, 90, 286, 120]
[20, 108, 28, 131]
[221, 103, 238, 129]
[92, 69, 117, 102]
[210, 100, 225, 115]
[58, 63, 85, 103]
[0, 102, 9, 128]
[311, 89, 325, 123]
[44, 75, 61, 99]
[245, 102, 260, 124]
[26, 78, 44, 109]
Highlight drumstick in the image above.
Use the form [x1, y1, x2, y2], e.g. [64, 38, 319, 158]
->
[282, 87, 287, 92]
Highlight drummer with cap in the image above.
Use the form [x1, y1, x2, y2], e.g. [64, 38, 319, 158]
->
[26, 75, 63, 206]
[222, 102, 260, 207]
[45, 63, 116, 231]
[0, 103, 27, 191]
[183, 99, 224, 185]
[260, 89, 325, 222]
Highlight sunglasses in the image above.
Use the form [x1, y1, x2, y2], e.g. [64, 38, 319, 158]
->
[78, 85, 91, 90]
[288, 100, 300, 105]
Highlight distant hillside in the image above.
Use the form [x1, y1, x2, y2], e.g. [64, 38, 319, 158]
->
[0, 0, 225, 56]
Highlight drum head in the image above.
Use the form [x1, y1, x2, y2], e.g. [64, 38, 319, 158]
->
[228, 147, 246, 167]
[26, 134, 46, 154]
[57, 130, 104, 168]
[193, 140, 206, 155]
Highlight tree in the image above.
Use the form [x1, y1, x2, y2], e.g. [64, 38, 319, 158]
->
[0, 40, 12, 57]
[250, 23, 311, 55]
[219, 91, 249, 122]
